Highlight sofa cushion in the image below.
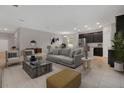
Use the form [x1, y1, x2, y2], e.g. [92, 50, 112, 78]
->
[75, 49, 81, 55]
[49, 48, 57, 54]
[69, 49, 82, 58]
[47, 55, 60, 61]
[58, 48, 62, 55]
[48, 48, 53, 54]
[69, 50, 76, 58]
[52, 49, 59, 55]
[61, 48, 71, 56]
[7, 57, 20, 62]
[47, 55, 73, 65]
[58, 56, 73, 65]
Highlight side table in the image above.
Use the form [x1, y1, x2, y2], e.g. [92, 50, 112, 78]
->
[81, 57, 93, 70]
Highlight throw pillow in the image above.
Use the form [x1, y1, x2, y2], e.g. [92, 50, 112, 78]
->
[76, 49, 81, 55]
[69, 49, 82, 58]
[61, 48, 71, 56]
[69, 50, 76, 58]
[52, 49, 58, 55]
[58, 48, 62, 55]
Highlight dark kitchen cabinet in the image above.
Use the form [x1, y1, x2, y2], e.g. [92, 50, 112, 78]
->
[86, 34, 91, 43]
[79, 34, 84, 38]
[94, 48, 103, 56]
[93, 33, 99, 42]
[108, 50, 115, 67]
[79, 31, 103, 43]
[90, 33, 94, 43]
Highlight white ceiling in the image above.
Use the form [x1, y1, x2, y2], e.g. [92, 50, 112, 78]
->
[0, 5, 124, 33]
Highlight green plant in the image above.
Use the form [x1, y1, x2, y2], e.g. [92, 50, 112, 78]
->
[112, 32, 124, 63]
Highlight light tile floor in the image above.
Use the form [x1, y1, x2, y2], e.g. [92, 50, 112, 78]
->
[2, 56, 124, 88]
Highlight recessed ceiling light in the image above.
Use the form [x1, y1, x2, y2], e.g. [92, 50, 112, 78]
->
[96, 22, 100, 25]
[88, 27, 91, 30]
[74, 27, 77, 30]
[84, 25, 88, 28]
[78, 29, 81, 32]
[4, 28, 8, 31]
[64, 36, 67, 37]
[99, 25, 102, 28]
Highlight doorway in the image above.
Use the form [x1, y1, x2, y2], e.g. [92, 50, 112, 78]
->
[0, 39, 8, 67]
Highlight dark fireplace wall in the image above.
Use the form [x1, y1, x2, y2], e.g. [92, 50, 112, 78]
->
[116, 15, 124, 36]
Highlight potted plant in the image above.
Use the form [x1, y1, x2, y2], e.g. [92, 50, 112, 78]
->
[112, 32, 124, 71]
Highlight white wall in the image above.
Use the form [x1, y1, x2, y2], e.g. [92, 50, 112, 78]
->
[79, 29, 103, 57]
[17, 27, 60, 53]
[60, 32, 79, 49]
[0, 39, 8, 51]
[0, 33, 15, 50]
[103, 23, 116, 57]
[14, 28, 20, 50]
[111, 23, 116, 47]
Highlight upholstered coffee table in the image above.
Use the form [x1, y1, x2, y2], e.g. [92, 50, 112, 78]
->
[23, 60, 52, 78]
[47, 69, 81, 88]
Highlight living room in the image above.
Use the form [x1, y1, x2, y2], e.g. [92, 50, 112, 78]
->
[0, 5, 124, 89]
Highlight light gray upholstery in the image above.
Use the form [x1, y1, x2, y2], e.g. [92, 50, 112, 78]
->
[46, 48, 83, 68]
[69, 49, 82, 58]
[59, 56, 73, 65]
[52, 49, 58, 55]
[61, 48, 71, 56]
[69, 50, 75, 58]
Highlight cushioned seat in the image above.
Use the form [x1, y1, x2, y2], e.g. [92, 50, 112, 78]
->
[46, 48, 83, 68]
[47, 55, 74, 65]
[57, 56, 73, 65]
[47, 55, 61, 62]
[46, 69, 81, 88]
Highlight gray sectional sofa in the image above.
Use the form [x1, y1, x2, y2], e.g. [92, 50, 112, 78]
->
[46, 48, 84, 68]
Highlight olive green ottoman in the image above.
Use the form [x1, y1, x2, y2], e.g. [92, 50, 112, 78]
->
[46, 69, 81, 88]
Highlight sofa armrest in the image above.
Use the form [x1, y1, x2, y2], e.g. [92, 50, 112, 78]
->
[74, 54, 83, 66]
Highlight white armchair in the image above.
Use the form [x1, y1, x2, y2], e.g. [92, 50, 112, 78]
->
[6, 51, 22, 67]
